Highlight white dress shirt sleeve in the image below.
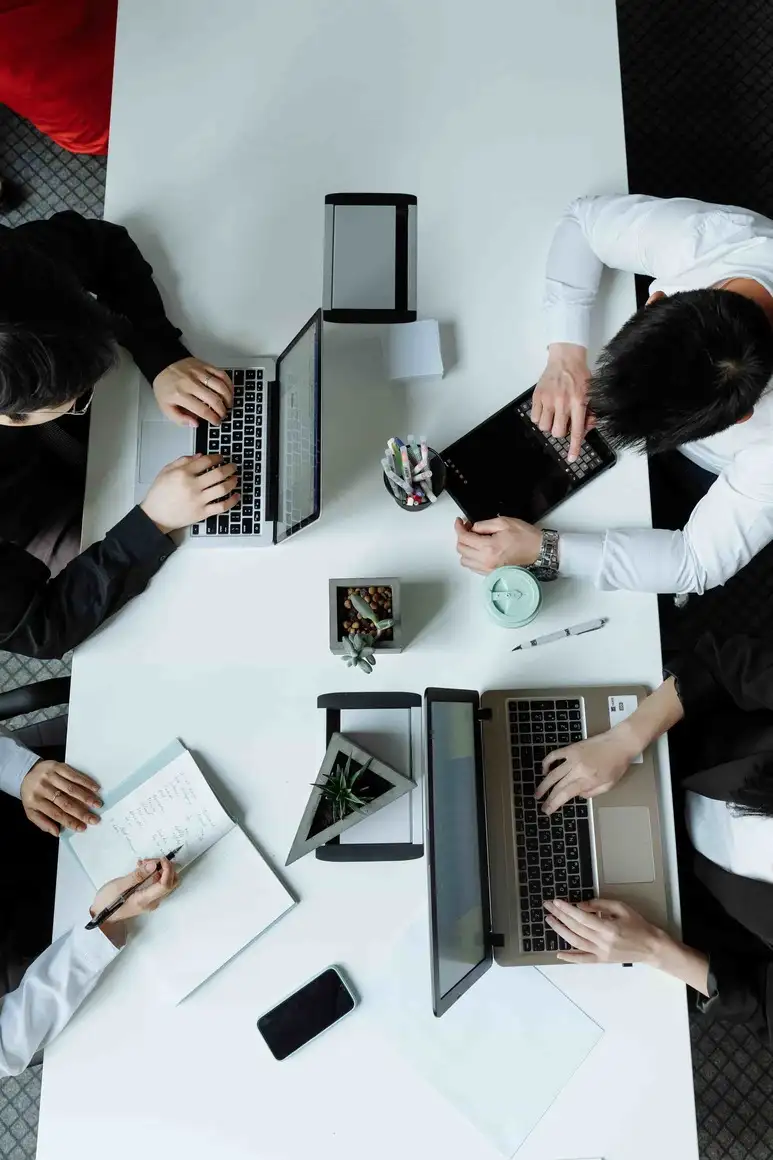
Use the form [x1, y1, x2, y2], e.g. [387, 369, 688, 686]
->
[560, 448, 773, 593]
[0, 733, 38, 800]
[543, 192, 741, 348]
[0, 925, 121, 1077]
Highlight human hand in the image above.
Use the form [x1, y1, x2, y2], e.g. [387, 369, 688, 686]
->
[535, 725, 639, 816]
[544, 897, 668, 964]
[140, 453, 239, 534]
[531, 343, 591, 462]
[21, 761, 102, 836]
[153, 357, 233, 427]
[90, 857, 179, 947]
[454, 516, 542, 575]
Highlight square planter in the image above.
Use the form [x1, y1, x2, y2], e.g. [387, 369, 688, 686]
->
[285, 732, 414, 865]
[329, 577, 403, 654]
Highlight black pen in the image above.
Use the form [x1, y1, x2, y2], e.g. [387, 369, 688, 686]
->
[85, 846, 182, 930]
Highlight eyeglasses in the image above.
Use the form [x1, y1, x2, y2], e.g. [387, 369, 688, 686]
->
[66, 387, 95, 416]
[33, 386, 95, 418]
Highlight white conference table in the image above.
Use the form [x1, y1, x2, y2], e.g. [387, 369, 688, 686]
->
[37, 2, 698, 1158]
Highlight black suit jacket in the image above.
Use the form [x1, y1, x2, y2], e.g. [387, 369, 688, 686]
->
[0, 212, 188, 657]
[668, 633, 773, 1043]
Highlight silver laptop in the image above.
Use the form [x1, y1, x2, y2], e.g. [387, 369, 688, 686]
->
[424, 685, 668, 1016]
[134, 311, 322, 546]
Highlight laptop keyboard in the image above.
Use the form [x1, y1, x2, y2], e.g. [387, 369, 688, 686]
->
[508, 698, 596, 953]
[516, 397, 604, 481]
[192, 368, 264, 537]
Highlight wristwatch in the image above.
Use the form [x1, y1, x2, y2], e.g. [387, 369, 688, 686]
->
[527, 528, 560, 582]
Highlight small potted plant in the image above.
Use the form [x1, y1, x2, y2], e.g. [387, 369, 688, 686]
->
[285, 732, 415, 864]
[329, 578, 403, 674]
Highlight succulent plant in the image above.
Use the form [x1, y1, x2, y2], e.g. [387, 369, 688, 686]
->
[349, 592, 395, 635]
[314, 753, 374, 822]
[341, 632, 377, 674]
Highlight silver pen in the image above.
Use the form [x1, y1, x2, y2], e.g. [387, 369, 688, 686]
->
[512, 617, 607, 651]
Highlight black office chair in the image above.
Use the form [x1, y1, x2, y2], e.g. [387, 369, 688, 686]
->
[0, 676, 71, 761]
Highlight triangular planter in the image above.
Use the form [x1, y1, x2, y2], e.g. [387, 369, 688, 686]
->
[285, 732, 414, 865]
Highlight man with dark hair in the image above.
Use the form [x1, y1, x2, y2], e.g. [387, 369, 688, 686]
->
[454, 194, 773, 595]
[0, 210, 239, 657]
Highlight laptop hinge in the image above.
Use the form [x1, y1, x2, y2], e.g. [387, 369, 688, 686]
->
[476, 707, 493, 722]
[487, 931, 505, 948]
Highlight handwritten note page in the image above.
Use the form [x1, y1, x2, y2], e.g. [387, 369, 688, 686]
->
[69, 747, 234, 886]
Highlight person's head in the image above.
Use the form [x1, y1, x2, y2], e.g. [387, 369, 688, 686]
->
[0, 241, 117, 426]
[588, 288, 773, 454]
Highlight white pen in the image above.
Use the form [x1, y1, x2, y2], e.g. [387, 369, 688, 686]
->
[512, 617, 608, 651]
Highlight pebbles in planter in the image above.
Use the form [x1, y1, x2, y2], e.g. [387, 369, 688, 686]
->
[329, 577, 403, 655]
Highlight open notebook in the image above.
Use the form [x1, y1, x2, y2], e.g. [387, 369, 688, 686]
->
[66, 740, 295, 1004]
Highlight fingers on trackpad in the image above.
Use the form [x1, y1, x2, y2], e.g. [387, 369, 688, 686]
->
[597, 806, 655, 884]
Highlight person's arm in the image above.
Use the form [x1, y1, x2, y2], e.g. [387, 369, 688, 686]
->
[536, 677, 684, 814]
[0, 451, 242, 660]
[559, 453, 773, 594]
[543, 897, 710, 994]
[668, 629, 773, 717]
[0, 734, 38, 801]
[0, 926, 120, 1077]
[0, 858, 178, 1077]
[0, 506, 174, 659]
[0, 735, 103, 834]
[695, 953, 773, 1045]
[12, 211, 189, 385]
[542, 193, 721, 348]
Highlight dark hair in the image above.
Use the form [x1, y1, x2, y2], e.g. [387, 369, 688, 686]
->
[588, 289, 773, 454]
[0, 239, 117, 421]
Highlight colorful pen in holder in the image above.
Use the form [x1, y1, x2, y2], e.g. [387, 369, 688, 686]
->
[382, 436, 446, 511]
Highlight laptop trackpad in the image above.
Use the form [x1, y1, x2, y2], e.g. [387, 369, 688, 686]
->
[597, 807, 655, 884]
[138, 422, 192, 484]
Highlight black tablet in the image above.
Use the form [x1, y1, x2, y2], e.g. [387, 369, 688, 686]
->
[440, 385, 617, 525]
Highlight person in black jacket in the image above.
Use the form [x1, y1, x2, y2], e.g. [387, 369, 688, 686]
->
[0, 210, 239, 657]
[532, 631, 773, 1046]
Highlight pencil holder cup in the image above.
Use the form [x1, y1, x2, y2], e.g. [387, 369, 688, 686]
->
[382, 448, 446, 511]
[483, 566, 542, 628]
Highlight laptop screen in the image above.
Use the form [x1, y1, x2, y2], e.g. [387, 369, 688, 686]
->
[425, 690, 492, 1016]
[275, 312, 322, 542]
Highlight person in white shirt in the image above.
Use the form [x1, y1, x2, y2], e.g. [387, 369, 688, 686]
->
[454, 193, 773, 594]
[0, 733, 178, 1075]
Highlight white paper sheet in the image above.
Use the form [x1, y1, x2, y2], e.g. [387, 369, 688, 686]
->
[383, 319, 444, 380]
[370, 925, 603, 1156]
[69, 748, 233, 884]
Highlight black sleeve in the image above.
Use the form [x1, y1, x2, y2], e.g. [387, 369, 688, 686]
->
[0, 508, 175, 659]
[696, 951, 773, 1048]
[666, 633, 773, 718]
[11, 212, 190, 384]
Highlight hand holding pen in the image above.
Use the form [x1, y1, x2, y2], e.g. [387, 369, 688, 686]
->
[86, 847, 182, 931]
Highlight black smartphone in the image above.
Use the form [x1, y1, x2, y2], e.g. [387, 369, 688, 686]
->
[257, 967, 357, 1061]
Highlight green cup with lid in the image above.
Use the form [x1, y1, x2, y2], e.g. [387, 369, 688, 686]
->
[483, 566, 542, 628]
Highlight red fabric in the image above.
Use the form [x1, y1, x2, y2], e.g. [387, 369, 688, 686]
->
[0, 0, 118, 155]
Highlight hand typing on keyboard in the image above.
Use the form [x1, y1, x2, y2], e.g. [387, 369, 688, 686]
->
[544, 897, 673, 968]
[140, 453, 239, 535]
[454, 516, 542, 575]
[153, 357, 234, 427]
[535, 728, 639, 816]
[531, 343, 592, 463]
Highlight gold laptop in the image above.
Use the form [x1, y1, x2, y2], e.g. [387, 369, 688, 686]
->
[425, 686, 668, 1016]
